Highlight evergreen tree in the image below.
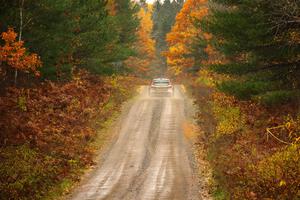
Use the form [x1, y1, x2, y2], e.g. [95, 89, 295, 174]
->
[0, 0, 73, 79]
[151, 0, 183, 73]
[114, 0, 139, 60]
[202, 0, 300, 104]
[70, 0, 117, 75]
[0, 0, 139, 79]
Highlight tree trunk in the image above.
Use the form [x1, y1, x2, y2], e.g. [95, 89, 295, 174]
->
[15, 0, 25, 86]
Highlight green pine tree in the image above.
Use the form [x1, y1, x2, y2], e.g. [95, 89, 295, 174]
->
[201, 0, 300, 105]
[152, 0, 183, 73]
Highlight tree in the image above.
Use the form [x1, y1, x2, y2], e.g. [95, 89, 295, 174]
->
[151, 0, 183, 74]
[70, 0, 118, 75]
[201, 0, 300, 103]
[0, 28, 42, 85]
[125, 4, 155, 76]
[0, 0, 140, 79]
[164, 0, 209, 76]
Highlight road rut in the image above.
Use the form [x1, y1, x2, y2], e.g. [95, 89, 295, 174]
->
[70, 86, 199, 200]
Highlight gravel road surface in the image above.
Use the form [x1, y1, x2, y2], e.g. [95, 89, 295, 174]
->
[70, 85, 200, 200]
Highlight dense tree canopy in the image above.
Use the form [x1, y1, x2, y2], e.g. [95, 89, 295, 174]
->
[165, 1, 300, 199]
[124, 4, 156, 76]
[165, 0, 300, 105]
[0, 1, 154, 199]
[164, 0, 209, 75]
[0, 0, 139, 80]
[151, 0, 184, 73]
[202, 0, 300, 103]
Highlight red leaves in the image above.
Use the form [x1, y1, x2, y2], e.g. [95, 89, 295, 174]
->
[0, 73, 110, 162]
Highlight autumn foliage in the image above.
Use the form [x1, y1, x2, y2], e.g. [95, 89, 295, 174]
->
[188, 75, 300, 199]
[164, 0, 209, 75]
[0, 1, 145, 198]
[169, 0, 300, 198]
[125, 6, 155, 76]
[0, 28, 42, 77]
[0, 71, 138, 199]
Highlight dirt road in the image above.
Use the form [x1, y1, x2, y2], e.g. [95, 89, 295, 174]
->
[70, 86, 200, 200]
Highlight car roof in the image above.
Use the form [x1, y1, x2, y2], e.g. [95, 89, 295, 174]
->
[153, 78, 170, 81]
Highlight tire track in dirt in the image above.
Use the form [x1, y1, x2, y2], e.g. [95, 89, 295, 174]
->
[70, 86, 200, 200]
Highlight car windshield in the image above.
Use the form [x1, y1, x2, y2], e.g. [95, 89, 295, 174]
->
[153, 79, 170, 86]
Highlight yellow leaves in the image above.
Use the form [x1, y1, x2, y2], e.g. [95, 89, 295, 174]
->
[266, 115, 300, 145]
[169, 44, 189, 55]
[190, 7, 208, 20]
[279, 180, 286, 187]
[17, 96, 27, 111]
[212, 103, 245, 138]
[125, 6, 155, 76]
[195, 69, 215, 87]
[255, 143, 300, 196]
[289, 31, 300, 43]
[182, 121, 199, 140]
[165, 0, 209, 76]
[169, 65, 183, 76]
[136, 8, 155, 58]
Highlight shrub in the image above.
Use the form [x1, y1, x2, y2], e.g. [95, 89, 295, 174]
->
[248, 144, 300, 199]
[212, 102, 245, 138]
[0, 145, 58, 200]
[196, 69, 216, 87]
[0, 73, 138, 199]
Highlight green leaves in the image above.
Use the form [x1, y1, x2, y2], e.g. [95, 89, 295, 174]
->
[200, 0, 300, 105]
[253, 90, 300, 107]
[217, 80, 271, 100]
[0, 0, 140, 79]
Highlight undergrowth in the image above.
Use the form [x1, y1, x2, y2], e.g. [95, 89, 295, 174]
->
[0, 72, 139, 200]
[189, 69, 300, 200]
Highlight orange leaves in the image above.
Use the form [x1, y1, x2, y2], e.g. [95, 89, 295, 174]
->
[0, 28, 42, 76]
[190, 7, 208, 20]
[203, 32, 213, 41]
[204, 44, 215, 56]
[107, 0, 117, 16]
[0, 72, 140, 199]
[1, 28, 18, 42]
[125, 6, 155, 76]
[165, 0, 208, 76]
[136, 8, 155, 57]
[164, 0, 225, 75]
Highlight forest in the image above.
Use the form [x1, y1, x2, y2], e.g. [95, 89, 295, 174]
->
[164, 0, 299, 199]
[0, 0, 154, 199]
[0, 0, 299, 199]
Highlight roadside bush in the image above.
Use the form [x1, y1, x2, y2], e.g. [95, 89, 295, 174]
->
[248, 144, 300, 199]
[0, 72, 138, 199]
[212, 103, 245, 138]
[0, 145, 58, 200]
[211, 92, 245, 139]
[196, 69, 217, 87]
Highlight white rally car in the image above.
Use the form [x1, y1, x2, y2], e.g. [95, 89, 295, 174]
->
[149, 78, 174, 97]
